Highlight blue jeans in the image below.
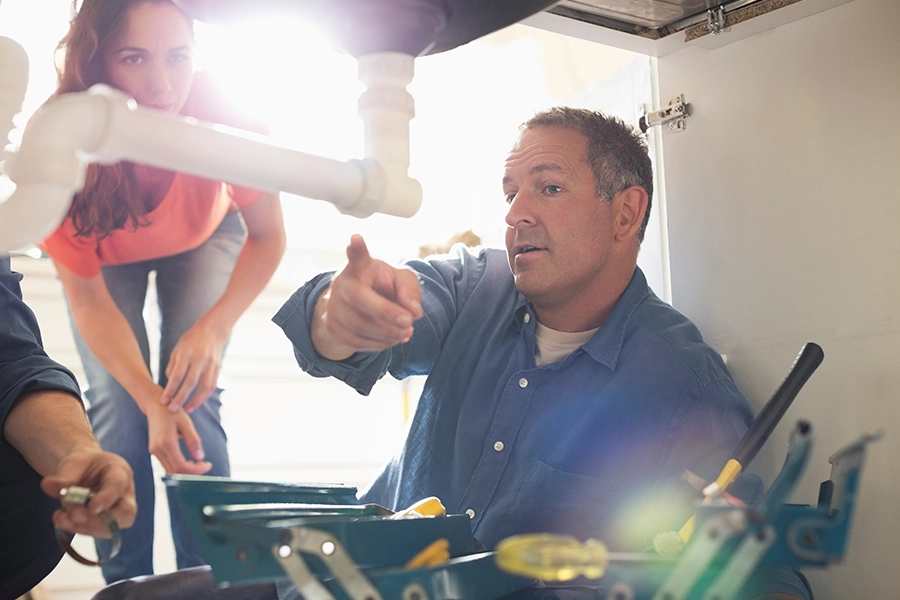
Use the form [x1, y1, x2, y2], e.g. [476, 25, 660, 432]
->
[69, 213, 246, 584]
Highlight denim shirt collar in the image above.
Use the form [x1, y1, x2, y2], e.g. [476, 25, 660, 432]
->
[513, 266, 651, 371]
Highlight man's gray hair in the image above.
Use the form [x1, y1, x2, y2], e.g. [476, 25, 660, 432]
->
[521, 107, 653, 242]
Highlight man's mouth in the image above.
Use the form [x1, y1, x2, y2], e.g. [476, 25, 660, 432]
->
[517, 246, 543, 256]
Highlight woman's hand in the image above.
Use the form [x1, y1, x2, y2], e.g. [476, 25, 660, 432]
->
[160, 316, 229, 414]
[160, 193, 285, 414]
[145, 401, 212, 475]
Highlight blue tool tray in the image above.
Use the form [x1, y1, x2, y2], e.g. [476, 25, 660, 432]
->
[165, 474, 533, 600]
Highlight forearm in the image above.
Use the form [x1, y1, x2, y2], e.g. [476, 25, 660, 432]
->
[69, 309, 210, 471]
[68, 299, 161, 412]
[3, 390, 101, 477]
[51, 256, 162, 410]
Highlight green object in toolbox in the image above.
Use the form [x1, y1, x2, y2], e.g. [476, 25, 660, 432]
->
[164, 475, 486, 588]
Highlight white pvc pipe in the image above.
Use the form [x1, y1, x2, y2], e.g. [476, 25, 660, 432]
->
[0, 83, 377, 253]
[0, 46, 425, 253]
[80, 88, 368, 203]
[356, 52, 423, 218]
[0, 36, 28, 155]
[0, 90, 105, 252]
[0, 37, 73, 255]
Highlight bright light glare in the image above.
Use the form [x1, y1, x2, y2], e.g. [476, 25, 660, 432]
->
[194, 16, 362, 160]
[191, 18, 575, 278]
[616, 494, 682, 549]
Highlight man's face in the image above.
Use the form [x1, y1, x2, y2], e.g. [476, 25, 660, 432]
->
[503, 126, 616, 312]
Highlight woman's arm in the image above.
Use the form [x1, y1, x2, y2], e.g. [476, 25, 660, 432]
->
[162, 192, 286, 413]
[53, 260, 212, 475]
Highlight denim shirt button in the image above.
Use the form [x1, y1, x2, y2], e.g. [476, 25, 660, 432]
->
[518, 377, 528, 388]
[465, 509, 476, 519]
[523, 313, 530, 324]
[493, 441, 504, 452]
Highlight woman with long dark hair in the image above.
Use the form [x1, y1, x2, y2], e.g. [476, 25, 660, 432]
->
[40, 0, 286, 583]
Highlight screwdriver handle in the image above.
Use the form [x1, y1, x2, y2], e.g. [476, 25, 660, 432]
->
[732, 342, 824, 468]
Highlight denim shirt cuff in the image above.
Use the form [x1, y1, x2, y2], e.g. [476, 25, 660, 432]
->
[272, 272, 389, 395]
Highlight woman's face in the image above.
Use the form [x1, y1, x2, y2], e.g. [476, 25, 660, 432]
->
[103, 1, 195, 113]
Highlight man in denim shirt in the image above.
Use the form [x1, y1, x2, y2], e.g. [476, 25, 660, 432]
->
[0, 254, 135, 599]
[274, 107, 811, 600]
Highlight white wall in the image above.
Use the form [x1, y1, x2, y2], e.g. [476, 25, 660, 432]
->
[657, 0, 900, 596]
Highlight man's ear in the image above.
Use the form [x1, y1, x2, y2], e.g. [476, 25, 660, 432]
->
[613, 186, 648, 242]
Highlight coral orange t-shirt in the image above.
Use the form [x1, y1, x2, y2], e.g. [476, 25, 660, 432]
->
[40, 72, 267, 278]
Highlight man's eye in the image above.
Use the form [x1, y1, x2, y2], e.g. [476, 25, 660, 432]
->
[170, 52, 193, 63]
[123, 55, 142, 65]
[504, 192, 517, 204]
[545, 185, 561, 195]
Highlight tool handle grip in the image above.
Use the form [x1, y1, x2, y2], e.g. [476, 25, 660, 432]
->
[732, 342, 824, 468]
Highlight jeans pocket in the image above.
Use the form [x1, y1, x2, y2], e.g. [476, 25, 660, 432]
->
[214, 210, 248, 244]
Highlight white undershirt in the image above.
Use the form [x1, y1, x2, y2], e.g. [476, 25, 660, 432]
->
[534, 321, 599, 367]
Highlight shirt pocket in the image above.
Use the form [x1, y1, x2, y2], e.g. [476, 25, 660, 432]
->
[495, 459, 621, 544]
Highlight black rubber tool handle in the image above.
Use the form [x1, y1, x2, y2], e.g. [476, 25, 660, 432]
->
[732, 342, 825, 468]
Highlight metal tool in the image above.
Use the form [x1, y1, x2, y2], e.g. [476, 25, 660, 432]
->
[55, 485, 121, 566]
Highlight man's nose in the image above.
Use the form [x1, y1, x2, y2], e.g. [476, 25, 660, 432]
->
[505, 190, 537, 228]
